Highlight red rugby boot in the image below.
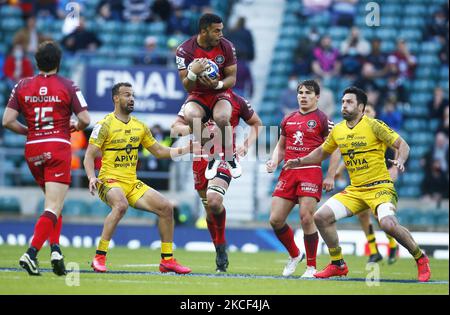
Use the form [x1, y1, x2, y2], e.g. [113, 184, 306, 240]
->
[314, 263, 348, 279]
[160, 258, 192, 274]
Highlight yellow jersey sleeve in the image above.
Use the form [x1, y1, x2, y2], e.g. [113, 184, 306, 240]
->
[322, 127, 338, 154]
[369, 119, 400, 147]
[141, 124, 157, 148]
[89, 119, 111, 149]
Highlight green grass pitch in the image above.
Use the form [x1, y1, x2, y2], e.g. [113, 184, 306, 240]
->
[0, 245, 448, 295]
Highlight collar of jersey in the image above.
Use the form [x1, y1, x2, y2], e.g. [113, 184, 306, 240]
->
[113, 114, 131, 124]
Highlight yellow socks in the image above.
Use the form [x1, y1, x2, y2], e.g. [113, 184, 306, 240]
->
[412, 246, 423, 260]
[329, 246, 344, 265]
[161, 242, 173, 260]
[96, 239, 110, 255]
[387, 234, 397, 249]
[367, 234, 379, 255]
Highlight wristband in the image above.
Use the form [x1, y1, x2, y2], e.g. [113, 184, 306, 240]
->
[214, 81, 224, 89]
[187, 70, 197, 81]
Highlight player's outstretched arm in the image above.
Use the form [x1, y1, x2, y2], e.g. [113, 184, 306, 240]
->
[2, 107, 28, 135]
[283, 146, 330, 170]
[323, 149, 341, 192]
[83, 144, 103, 196]
[146, 141, 195, 159]
[388, 137, 410, 173]
[266, 135, 286, 173]
[237, 112, 262, 157]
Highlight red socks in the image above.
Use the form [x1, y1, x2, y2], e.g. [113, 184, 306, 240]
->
[274, 224, 300, 258]
[206, 216, 218, 246]
[49, 215, 63, 245]
[213, 207, 226, 245]
[207, 208, 227, 246]
[304, 232, 319, 268]
[31, 210, 58, 250]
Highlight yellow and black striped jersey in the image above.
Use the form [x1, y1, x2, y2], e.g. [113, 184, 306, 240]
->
[89, 113, 156, 181]
[322, 115, 400, 187]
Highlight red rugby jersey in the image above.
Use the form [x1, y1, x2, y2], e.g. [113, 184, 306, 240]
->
[280, 109, 334, 167]
[6, 73, 88, 144]
[176, 36, 237, 95]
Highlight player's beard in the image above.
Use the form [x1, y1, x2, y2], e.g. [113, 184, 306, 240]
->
[123, 102, 134, 114]
[342, 109, 357, 121]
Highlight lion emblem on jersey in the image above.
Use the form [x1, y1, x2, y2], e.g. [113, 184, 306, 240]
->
[293, 130, 303, 145]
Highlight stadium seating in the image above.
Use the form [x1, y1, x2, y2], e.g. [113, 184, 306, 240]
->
[0, 196, 21, 213]
[63, 199, 91, 217]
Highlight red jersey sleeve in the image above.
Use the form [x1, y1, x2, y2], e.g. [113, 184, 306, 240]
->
[222, 38, 237, 68]
[175, 39, 194, 71]
[6, 82, 21, 112]
[238, 96, 255, 121]
[280, 114, 289, 137]
[318, 110, 334, 139]
[70, 82, 88, 114]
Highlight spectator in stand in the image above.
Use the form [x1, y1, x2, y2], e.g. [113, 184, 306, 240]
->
[182, 0, 211, 13]
[96, 0, 124, 21]
[2, 44, 34, 86]
[312, 35, 341, 79]
[377, 71, 408, 112]
[428, 87, 449, 120]
[122, 0, 152, 23]
[316, 77, 335, 119]
[32, 0, 58, 19]
[340, 27, 370, 56]
[13, 15, 50, 55]
[422, 10, 448, 43]
[292, 28, 320, 76]
[61, 17, 102, 53]
[133, 36, 168, 66]
[387, 39, 417, 80]
[378, 96, 403, 131]
[421, 158, 449, 205]
[439, 39, 449, 65]
[150, 0, 173, 22]
[437, 105, 449, 135]
[421, 132, 449, 205]
[281, 75, 300, 115]
[225, 17, 255, 62]
[296, 0, 332, 21]
[16, 1, 35, 16]
[361, 37, 389, 79]
[234, 59, 253, 99]
[339, 26, 370, 78]
[167, 8, 192, 35]
[330, 0, 358, 27]
[352, 72, 380, 108]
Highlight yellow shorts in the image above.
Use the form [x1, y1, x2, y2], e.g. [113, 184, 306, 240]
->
[97, 178, 150, 207]
[332, 183, 398, 216]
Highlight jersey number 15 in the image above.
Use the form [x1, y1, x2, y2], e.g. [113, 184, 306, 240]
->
[34, 107, 54, 130]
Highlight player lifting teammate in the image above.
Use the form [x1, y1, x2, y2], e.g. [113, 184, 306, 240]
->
[176, 13, 241, 181]
[284, 86, 431, 282]
[172, 92, 262, 272]
[266, 80, 341, 278]
[2, 41, 91, 276]
[84, 82, 193, 274]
